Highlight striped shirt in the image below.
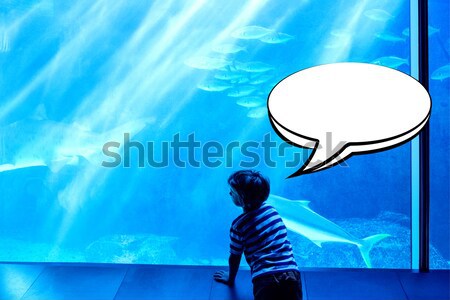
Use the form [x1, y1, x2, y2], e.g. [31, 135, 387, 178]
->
[230, 202, 298, 280]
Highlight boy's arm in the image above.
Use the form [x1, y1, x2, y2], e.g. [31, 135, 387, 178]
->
[214, 253, 242, 286]
[228, 253, 242, 284]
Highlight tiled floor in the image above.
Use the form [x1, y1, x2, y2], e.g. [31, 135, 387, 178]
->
[0, 263, 448, 300]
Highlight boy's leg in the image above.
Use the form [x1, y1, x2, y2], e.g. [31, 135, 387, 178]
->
[253, 280, 279, 300]
[280, 280, 303, 300]
[253, 272, 303, 300]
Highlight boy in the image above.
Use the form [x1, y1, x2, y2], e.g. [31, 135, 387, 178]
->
[214, 170, 302, 300]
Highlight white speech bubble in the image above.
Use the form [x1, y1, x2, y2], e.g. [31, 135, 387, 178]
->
[268, 62, 431, 177]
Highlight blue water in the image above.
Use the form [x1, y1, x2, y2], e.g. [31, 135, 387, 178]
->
[0, 0, 448, 269]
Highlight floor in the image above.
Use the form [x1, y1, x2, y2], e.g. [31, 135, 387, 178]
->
[0, 263, 448, 300]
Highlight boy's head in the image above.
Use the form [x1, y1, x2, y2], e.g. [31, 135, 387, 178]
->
[228, 170, 270, 211]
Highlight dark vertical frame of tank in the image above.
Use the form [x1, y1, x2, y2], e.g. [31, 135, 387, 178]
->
[410, 0, 430, 272]
[418, 0, 430, 272]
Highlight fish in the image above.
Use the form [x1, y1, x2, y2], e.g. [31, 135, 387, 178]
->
[227, 85, 257, 97]
[259, 32, 295, 44]
[0, 30, 9, 53]
[236, 96, 265, 108]
[375, 33, 406, 43]
[0, 114, 152, 173]
[371, 56, 409, 69]
[235, 61, 275, 73]
[184, 56, 230, 70]
[246, 106, 267, 118]
[231, 25, 273, 40]
[324, 36, 351, 49]
[431, 64, 450, 81]
[231, 77, 250, 84]
[330, 29, 352, 38]
[364, 9, 394, 22]
[325, 30, 352, 49]
[429, 26, 441, 36]
[212, 43, 247, 54]
[197, 79, 233, 92]
[214, 70, 247, 81]
[402, 28, 409, 36]
[249, 74, 274, 85]
[402, 26, 440, 37]
[267, 194, 391, 268]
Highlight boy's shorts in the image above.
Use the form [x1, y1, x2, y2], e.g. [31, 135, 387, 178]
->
[252, 270, 303, 300]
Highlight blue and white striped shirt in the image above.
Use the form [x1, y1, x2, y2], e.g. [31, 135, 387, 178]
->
[230, 202, 298, 279]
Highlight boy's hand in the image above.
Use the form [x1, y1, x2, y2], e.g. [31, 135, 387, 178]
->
[213, 270, 234, 286]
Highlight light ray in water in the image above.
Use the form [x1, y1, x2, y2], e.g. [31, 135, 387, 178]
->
[319, 0, 369, 63]
[0, 0, 310, 255]
[0, 3, 58, 120]
[319, 0, 405, 63]
[43, 0, 273, 245]
[69, 0, 272, 129]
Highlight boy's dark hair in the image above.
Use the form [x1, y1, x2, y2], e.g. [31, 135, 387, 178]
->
[228, 170, 270, 210]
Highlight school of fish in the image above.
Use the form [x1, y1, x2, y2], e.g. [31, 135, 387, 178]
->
[185, 25, 295, 120]
[185, 11, 446, 121]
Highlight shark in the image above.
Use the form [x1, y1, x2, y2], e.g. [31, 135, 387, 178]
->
[267, 194, 390, 268]
[0, 114, 152, 173]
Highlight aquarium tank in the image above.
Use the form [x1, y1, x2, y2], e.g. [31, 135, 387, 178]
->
[0, 0, 448, 269]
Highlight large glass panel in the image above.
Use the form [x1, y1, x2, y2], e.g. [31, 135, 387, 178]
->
[1, 0, 413, 268]
[429, 0, 450, 269]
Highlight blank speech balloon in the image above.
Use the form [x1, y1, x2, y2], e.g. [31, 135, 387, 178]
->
[268, 62, 431, 177]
